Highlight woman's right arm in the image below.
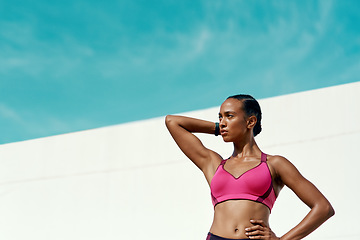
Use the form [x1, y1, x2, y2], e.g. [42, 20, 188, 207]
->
[165, 115, 222, 172]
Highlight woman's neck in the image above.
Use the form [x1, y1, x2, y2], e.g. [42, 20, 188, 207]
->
[232, 136, 261, 158]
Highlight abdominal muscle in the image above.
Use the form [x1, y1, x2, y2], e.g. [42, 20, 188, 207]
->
[209, 200, 270, 239]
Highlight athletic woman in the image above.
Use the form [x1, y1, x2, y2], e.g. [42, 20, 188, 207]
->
[165, 94, 334, 240]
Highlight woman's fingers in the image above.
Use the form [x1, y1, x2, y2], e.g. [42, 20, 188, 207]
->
[250, 219, 266, 226]
[245, 224, 265, 238]
[245, 226, 264, 233]
[245, 220, 280, 240]
[246, 230, 265, 236]
[245, 219, 265, 237]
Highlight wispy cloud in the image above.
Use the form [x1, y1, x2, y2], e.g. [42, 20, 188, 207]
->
[0, 103, 98, 143]
[0, 103, 23, 123]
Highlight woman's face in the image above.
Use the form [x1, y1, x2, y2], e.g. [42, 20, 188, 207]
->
[218, 98, 250, 142]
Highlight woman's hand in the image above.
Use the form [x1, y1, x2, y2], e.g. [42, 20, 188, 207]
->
[245, 220, 280, 239]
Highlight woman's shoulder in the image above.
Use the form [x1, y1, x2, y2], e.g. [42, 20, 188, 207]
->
[266, 154, 289, 164]
[266, 154, 301, 177]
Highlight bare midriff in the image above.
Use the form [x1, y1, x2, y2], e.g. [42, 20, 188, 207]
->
[209, 200, 270, 239]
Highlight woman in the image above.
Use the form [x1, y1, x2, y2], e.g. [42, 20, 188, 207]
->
[165, 94, 334, 240]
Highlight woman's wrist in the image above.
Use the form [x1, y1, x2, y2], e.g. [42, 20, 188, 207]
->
[214, 122, 220, 136]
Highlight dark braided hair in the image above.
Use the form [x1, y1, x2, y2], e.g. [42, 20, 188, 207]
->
[227, 94, 262, 136]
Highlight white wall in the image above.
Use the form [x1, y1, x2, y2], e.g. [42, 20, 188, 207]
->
[0, 82, 359, 240]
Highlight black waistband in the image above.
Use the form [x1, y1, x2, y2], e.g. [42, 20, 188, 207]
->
[207, 232, 249, 240]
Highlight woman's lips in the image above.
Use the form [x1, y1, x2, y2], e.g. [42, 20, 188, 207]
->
[220, 130, 228, 135]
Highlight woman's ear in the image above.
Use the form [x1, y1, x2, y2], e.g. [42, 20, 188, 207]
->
[247, 115, 257, 130]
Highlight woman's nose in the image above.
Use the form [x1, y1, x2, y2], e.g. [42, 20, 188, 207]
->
[219, 118, 226, 127]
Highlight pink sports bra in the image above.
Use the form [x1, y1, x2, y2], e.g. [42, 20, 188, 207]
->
[210, 153, 277, 211]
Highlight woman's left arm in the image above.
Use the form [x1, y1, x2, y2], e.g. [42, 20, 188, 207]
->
[246, 156, 335, 240]
[275, 156, 335, 239]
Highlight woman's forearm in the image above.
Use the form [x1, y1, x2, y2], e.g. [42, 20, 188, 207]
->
[280, 200, 335, 240]
[165, 115, 216, 134]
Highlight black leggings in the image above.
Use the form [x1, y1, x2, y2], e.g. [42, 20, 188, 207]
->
[206, 232, 249, 240]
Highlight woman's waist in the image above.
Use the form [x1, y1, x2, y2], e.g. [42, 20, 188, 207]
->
[209, 222, 250, 239]
[210, 200, 269, 239]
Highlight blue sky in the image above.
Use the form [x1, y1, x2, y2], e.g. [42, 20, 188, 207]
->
[0, 0, 359, 144]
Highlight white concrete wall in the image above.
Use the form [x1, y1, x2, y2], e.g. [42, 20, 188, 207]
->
[0, 82, 359, 240]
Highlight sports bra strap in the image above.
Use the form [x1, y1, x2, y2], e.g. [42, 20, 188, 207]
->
[261, 152, 267, 162]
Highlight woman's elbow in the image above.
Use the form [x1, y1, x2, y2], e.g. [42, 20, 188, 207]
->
[319, 200, 335, 220]
[327, 203, 335, 218]
[165, 115, 180, 129]
[165, 115, 174, 126]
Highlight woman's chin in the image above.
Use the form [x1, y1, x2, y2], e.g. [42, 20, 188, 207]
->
[221, 136, 232, 142]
